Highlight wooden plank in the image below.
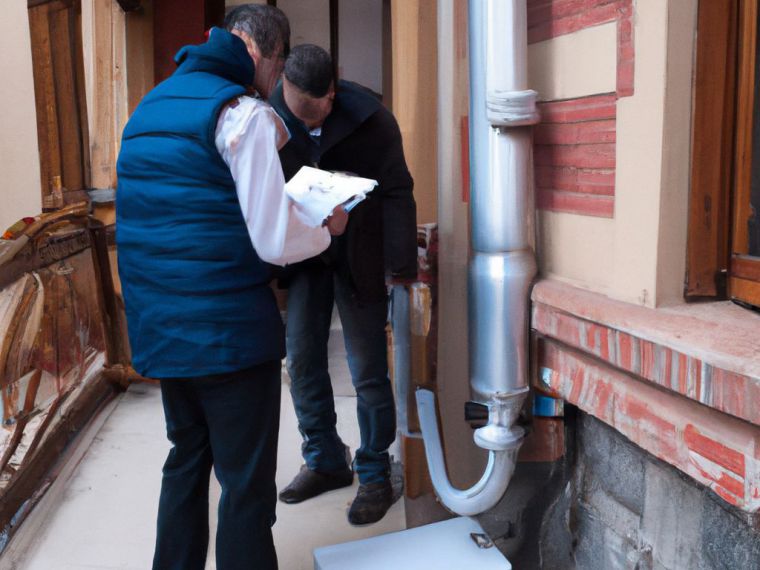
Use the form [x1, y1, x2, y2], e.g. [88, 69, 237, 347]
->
[82, 0, 128, 190]
[402, 436, 433, 499]
[111, 0, 128, 172]
[730, 276, 760, 307]
[28, 0, 61, 7]
[686, 0, 737, 297]
[74, 4, 91, 189]
[49, 1, 86, 193]
[731, 255, 760, 281]
[125, 0, 155, 114]
[28, 3, 62, 202]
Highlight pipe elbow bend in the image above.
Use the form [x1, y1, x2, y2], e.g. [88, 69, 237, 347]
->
[415, 389, 523, 516]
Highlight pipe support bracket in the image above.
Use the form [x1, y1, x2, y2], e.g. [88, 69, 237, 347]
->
[487, 89, 540, 127]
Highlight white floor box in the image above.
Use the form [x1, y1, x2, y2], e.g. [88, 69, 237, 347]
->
[313, 516, 512, 570]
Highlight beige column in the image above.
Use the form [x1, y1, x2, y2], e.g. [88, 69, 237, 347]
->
[391, 0, 438, 224]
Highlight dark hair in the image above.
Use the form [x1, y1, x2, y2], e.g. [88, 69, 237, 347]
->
[284, 44, 334, 97]
[224, 4, 290, 59]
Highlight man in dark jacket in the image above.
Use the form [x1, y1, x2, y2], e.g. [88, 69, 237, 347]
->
[270, 44, 417, 525]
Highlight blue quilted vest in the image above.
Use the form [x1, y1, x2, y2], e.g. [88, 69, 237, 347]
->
[116, 29, 284, 378]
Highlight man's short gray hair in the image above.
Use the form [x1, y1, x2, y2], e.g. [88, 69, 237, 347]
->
[224, 4, 290, 59]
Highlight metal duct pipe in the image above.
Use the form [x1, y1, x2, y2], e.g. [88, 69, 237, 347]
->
[417, 0, 538, 516]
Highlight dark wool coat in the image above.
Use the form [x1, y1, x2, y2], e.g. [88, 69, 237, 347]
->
[270, 80, 417, 302]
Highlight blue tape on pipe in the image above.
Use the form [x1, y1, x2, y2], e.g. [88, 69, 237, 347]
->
[533, 393, 564, 417]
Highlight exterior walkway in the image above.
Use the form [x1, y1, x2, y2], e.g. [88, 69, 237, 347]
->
[4, 322, 405, 570]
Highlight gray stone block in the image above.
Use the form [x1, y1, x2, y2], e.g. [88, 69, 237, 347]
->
[641, 462, 704, 570]
[579, 415, 646, 516]
[701, 495, 760, 570]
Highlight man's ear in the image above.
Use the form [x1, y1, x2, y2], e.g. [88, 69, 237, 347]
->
[230, 28, 261, 65]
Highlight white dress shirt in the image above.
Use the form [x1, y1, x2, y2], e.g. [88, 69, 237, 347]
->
[215, 96, 331, 266]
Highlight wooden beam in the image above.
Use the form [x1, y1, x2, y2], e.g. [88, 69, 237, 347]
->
[28, 4, 62, 201]
[50, 5, 86, 193]
[82, 0, 125, 190]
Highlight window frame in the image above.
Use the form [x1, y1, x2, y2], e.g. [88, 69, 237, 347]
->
[729, 0, 760, 306]
[688, 0, 760, 306]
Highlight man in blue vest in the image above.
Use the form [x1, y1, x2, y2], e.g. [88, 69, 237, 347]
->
[270, 45, 417, 526]
[116, 6, 346, 569]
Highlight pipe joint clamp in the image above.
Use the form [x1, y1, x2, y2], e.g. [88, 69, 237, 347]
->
[487, 89, 540, 127]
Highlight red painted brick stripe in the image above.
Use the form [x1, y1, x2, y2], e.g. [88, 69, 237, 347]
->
[527, 0, 635, 97]
[534, 119, 616, 145]
[537, 189, 614, 218]
[684, 424, 746, 478]
[535, 95, 617, 216]
[538, 95, 617, 123]
[617, 2, 635, 96]
[538, 339, 760, 512]
[535, 165, 615, 196]
[535, 143, 616, 169]
[528, 3, 620, 44]
[528, 0, 621, 23]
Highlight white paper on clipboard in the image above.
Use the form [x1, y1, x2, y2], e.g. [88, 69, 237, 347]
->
[285, 166, 377, 227]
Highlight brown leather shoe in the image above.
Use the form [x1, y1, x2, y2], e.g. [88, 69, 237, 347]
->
[347, 480, 394, 525]
[278, 465, 354, 504]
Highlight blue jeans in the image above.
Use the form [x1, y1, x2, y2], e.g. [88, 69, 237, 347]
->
[154, 361, 280, 570]
[285, 265, 396, 484]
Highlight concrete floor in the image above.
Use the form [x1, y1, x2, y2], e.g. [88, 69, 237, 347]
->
[6, 325, 405, 570]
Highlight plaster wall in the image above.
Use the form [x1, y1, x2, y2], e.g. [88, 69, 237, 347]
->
[338, 0, 383, 95]
[277, 0, 331, 52]
[0, 3, 42, 230]
[530, 2, 696, 307]
[528, 22, 617, 101]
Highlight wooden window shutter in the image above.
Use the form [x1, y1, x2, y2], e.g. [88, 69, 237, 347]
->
[28, 0, 90, 210]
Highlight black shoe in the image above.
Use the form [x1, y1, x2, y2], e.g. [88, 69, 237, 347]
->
[347, 480, 394, 525]
[278, 465, 354, 504]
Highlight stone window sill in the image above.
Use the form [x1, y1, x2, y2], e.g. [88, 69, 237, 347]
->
[531, 279, 760, 427]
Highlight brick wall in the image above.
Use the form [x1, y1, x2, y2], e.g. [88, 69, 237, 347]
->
[528, 0, 634, 218]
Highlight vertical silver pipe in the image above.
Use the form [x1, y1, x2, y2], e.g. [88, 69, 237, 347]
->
[414, 0, 539, 516]
[468, 0, 537, 409]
